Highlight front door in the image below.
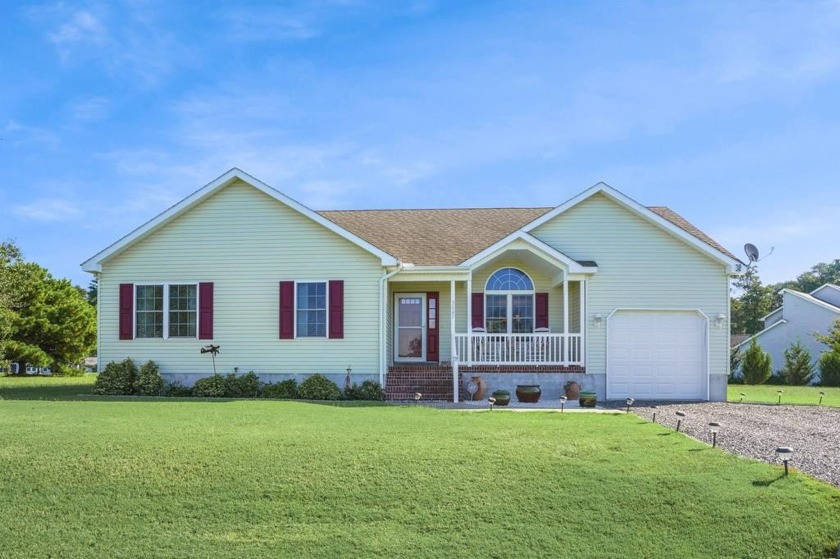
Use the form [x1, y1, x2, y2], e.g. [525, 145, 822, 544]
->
[394, 293, 426, 361]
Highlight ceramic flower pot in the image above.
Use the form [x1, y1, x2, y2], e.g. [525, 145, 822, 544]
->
[516, 384, 541, 403]
[579, 391, 597, 408]
[564, 381, 581, 400]
[491, 390, 510, 406]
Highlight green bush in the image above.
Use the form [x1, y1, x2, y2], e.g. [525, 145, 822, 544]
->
[192, 374, 227, 398]
[741, 339, 771, 385]
[298, 374, 341, 400]
[93, 358, 138, 395]
[345, 380, 384, 401]
[779, 342, 814, 385]
[819, 352, 840, 387]
[51, 363, 85, 377]
[261, 379, 299, 399]
[135, 360, 165, 396]
[163, 381, 192, 397]
[224, 371, 261, 398]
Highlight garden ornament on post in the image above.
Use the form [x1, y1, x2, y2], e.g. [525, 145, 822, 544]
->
[200, 345, 220, 375]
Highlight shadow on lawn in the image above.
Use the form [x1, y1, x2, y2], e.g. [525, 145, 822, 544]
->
[752, 474, 786, 487]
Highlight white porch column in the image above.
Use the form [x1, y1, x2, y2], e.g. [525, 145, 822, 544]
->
[451, 279, 458, 403]
[579, 280, 585, 365]
[466, 273, 472, 365]
[563, 278, 569, 363]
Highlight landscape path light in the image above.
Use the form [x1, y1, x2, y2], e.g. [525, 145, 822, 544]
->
[819, 391, 825, 405]
[559, 396, 567, 413]
[708, 422, 720, 448]
[488, 397, 496, 411]
[651, 405, 657, 423]
[776, 447, 794, 475]
[777, 390, 783, 405]
[414, 392, 422, 405]
[625, 397, 634, 413]
[675, 411, 686, 432]
[739, 392, 745, 404]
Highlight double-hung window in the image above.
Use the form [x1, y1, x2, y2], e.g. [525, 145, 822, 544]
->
[135, 284, 197, 339]
[485, 268, 534, 334]
[296, 282, 327, 338]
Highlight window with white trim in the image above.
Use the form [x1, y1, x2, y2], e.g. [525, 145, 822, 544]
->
[135, 284, 197, 339]
[296, 282, 327, 337]
[485, 268, 534, 334]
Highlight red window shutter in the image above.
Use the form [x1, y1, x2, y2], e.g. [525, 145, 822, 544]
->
[198, 282, 214, 339]
[471, 293, 484, 329]
[328, 280, 344, 339]
[535, 293, 549, 330]
[426, 292, 439, 362]
[119, 283, 134, 340]
[279, 281, 295, 339]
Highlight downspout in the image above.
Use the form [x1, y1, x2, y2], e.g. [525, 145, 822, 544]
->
[379, 262, 403, 386]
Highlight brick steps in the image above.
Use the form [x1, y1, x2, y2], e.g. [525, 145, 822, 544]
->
[386, 367, 454, 402]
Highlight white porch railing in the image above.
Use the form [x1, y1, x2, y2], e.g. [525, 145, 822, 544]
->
[454, 333, 583, 366]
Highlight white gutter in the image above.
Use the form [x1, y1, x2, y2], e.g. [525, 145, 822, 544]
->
[378, 263, 404, 386]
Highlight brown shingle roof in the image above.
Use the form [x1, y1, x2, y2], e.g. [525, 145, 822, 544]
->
[318, 204, 738, 266]
[318, 207, 552, 266]
[648, 206, 739, 261]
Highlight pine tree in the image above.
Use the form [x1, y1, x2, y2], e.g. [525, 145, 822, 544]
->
[741, 338, 771, 385]
[779, 342, 814, 385]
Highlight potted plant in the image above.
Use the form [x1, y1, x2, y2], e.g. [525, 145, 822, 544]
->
[491, 389, 510, 406]
[564, 380, 581, 399]
[516, 384, 541, 403]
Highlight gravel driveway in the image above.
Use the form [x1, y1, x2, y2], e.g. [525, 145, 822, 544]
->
[623, 402, 840, 487]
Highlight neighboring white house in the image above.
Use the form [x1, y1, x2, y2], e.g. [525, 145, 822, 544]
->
[736, 284, 840, 381]
[81, 168, 743, 402]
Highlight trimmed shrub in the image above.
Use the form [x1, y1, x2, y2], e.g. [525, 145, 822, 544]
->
[345, 380, 384, 401]
[779, 342, 814, 385]
[136, 360, 165, 396]
[192, 374, 227, 398]
[298, 374, 341, 400]
[224, 371, 261, 398]
[741, 339, 771, 385]
[93, 358, 138, 395]
[261, 379, 299, 399]
[819, 352, 840, 387]
[163, 380, 192, 397]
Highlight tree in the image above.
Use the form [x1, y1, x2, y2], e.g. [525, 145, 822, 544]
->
[768, 259, 840, 308]
[815, 318, 840, 354]
[86, 277, 98, 307]
[741, 338, 772, 385]
[1, 242, 96, 376]
[731, 266, 774, 335]
[779, 342, 814, 385]
[819, 352, 840, 387]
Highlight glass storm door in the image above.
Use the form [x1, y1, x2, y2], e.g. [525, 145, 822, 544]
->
[394, 294, 426, 361]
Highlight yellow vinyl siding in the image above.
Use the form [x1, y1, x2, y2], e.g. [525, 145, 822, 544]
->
[531, 192, 729, 377]
[99, 180, 382, 377]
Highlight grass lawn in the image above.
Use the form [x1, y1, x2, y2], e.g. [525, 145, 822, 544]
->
[728, 384, 840, 407]
[1, 377, 839, 558]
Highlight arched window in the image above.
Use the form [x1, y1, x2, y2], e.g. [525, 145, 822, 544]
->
[485, 268, 534, 333]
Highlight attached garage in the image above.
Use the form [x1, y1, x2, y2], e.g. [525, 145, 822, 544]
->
[607, 310, 708, 400]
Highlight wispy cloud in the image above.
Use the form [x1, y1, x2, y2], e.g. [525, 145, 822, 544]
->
[48, 9, 107, 53]
[13, 199, 82, 222]
[4, 121, 60, 149]
[220, 7, 320, 41]
[69, 97, 111, 121]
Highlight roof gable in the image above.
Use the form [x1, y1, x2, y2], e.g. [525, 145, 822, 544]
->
[522, 182, 742, 271]
[784, 288, 840, 314]
[81, 168, 399, 272]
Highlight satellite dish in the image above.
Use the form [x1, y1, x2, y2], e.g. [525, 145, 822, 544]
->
[744, 243, 760, 263]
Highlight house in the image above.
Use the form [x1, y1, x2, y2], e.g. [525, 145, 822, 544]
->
[736, 284, 840, 381]
[81, 168, 742, 402]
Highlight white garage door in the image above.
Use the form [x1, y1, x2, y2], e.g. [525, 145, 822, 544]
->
[607, 310, 707, 400]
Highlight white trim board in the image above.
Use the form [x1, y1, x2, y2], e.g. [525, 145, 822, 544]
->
[520, 182, 743, 273]
[81, 168, 399, 272]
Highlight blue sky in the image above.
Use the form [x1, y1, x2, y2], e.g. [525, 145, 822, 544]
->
[2, 1, 839, 288]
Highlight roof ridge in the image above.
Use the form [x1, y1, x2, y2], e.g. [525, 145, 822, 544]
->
[318, 206, 554, 213]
